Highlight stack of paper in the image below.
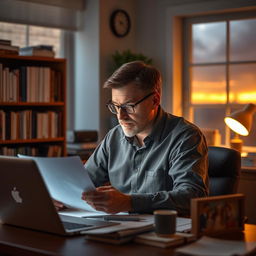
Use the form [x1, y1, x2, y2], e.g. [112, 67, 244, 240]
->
[84, 217, 154, 244]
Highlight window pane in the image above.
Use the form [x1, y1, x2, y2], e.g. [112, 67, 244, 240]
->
[193, 107, 226, 145]
[191, 66, 226, 104]
[0, 22, 26, 47]
[230, 64, 256, 104]
[230, 18, 256, 61]
[29, 25, 62, 57]
[192, 22, 226, 63]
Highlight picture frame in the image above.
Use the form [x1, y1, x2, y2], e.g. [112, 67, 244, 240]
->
[191, 194, 245, 237]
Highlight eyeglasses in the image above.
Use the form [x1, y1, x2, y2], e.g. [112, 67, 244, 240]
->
[106, 92, 155, 114]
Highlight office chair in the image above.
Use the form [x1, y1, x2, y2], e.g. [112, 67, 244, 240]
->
[208, 146, 241, 196]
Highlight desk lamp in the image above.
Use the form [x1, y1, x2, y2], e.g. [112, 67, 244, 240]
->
[224, 103, 256, 152]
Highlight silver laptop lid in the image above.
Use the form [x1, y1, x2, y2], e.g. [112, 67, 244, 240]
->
[0, 156, 113, 235]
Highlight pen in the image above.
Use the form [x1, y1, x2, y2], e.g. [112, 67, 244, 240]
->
[103, 216, 142, 221]
[84, 215, 143, 221]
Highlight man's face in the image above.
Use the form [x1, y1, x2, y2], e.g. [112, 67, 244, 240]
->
[111, 83, 159, 138]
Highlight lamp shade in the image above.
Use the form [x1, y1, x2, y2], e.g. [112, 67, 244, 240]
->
[224, 103, 256, 136]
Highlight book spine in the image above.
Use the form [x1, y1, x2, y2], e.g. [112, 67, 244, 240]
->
[20, 66, 27, 102]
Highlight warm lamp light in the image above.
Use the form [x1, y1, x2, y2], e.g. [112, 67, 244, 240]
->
[224, 103, 256, 152]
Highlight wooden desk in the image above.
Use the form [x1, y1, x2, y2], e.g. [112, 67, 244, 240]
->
[0, 224, 256, 256]
[238, 167, 256, 224]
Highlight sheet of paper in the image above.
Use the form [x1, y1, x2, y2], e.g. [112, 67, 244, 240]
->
[176, 217, 191, 232]
[82, 215, 154, 235]
[18, 155, 99, 212]
[58, 208, 128, 218]
[176, 236, 256, 256]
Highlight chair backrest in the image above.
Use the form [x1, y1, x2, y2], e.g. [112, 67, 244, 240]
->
[208, 146, 241, 196]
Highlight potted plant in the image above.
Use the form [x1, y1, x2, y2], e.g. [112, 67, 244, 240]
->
[111, 49, 153, 73]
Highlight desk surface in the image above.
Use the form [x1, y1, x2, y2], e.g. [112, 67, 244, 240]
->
[0, 224, 256, 256]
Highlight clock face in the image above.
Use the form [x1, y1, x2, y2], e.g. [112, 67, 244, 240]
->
[110, 10, 131, 37]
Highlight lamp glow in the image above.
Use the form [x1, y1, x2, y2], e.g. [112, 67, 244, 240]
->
[224, 103, 256, 136]
[224, 103, 256, 152]
[224, 117, 249, 136]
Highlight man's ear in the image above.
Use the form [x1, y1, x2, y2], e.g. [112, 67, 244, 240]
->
[153, 92, 160, 107]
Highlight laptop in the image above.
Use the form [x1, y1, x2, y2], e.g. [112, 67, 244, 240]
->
[0, 156, 116, 236]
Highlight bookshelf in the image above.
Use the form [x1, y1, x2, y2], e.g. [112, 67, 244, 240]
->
[0, 55, 66, 156]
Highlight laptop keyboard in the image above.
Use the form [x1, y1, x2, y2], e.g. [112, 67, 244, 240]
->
[62, 221, 92, 230]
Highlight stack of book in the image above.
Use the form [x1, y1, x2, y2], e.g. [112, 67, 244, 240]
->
[84, 217, 154, 245]
[0, 39, 19, 55]
[19, 45, 55, 57]
[134, 231, 196, 248]
[242, 152, 256, 167]
[66, 130, 98, 161]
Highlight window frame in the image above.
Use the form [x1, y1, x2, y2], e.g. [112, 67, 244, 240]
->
[183, 10, 256, 146]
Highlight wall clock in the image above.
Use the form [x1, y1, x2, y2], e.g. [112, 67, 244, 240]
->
[110, 9, 131, 38]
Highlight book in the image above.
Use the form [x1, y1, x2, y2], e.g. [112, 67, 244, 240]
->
[67, 142, 98, 150]
[0, 44, 19, 52]
[19, 48, 55, 57]
[20, 45, 53, 51]
[67, 130, 98, 143]
[84, 217, 154, 244]
[19, 45, 55, 57]
[0, 39, 11, 45]
[134, 232, 196, 248]
[0, 49, 18, 55]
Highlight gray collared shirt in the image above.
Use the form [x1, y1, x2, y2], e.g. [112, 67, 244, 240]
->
[84, 106, 209, 215]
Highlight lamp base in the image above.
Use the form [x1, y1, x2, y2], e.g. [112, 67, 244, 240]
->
[230, 138, 243, 153]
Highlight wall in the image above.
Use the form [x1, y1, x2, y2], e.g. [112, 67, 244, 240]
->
[74, 0, 100, 133]
[74, 0, 136, 139]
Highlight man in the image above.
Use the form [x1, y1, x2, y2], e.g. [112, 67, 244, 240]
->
[81, 61, 208, 216]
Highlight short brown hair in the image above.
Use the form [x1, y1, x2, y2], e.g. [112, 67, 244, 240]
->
[103, 61, 162, 95]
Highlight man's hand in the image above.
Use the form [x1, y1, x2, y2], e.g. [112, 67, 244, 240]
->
[52, 199, 67, 211]
[81, 186, 132, 214]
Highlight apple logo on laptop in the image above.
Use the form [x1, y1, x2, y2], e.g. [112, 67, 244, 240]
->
[11, 187, 23, 203]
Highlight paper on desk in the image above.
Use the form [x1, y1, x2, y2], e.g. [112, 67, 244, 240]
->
[18, 155, 99, 213]
[176, 217, 191, 233]
[175, 236, 256, 256]
[82, 215, 154, 236]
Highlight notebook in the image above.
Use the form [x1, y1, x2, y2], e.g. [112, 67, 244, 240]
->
[0, 156, 116, 236]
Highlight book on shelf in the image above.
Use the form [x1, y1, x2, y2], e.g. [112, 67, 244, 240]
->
[0, 44, 19, 55]
[134, 231, 196, 248]
[0, 65, 62, 103]
[0, 145, 62, 157]
[19, 45, 55, 57]
[0, 110, 62, 140]
[0, 55, 66, 157]
[0, 39, 11, 45]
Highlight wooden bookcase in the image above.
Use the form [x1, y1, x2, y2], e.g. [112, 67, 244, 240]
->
[0, 55, 66, 156]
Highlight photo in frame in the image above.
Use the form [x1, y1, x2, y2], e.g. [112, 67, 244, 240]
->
[191, 194, 245, 237]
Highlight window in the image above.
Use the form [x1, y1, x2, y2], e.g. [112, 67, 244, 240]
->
[183, 12, 256, 147]
[0, 22, 62, 57]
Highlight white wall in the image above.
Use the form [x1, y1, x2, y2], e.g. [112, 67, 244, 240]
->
[74, 0, 136, 139]
[74, 0, 100, 132]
